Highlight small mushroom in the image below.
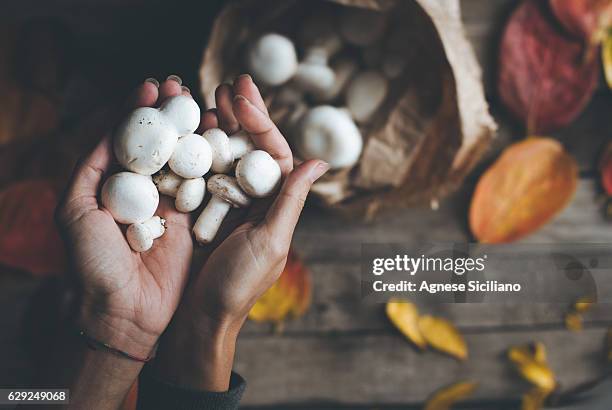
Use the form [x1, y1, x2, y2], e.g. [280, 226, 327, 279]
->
[203, 128, 255, 173]
[247, 33, 298, 86]
[126, 216, 166, 252]
[114, 95, 201, 175]
[175, 177, 206, 213]
[315, 57, 358, 102]
[193, 175, 251, 244]
[338, 8, 387, 46]
[381, 53, 407, 79]
[235, 150, 282, 198]
[101, 172, 159, 225]
[293, 49, 336, 98]
[153, 170, 206, 213]
[296, 105, 362, 169]
[345, 70, 388, 123]
[168, 133, 213, 178]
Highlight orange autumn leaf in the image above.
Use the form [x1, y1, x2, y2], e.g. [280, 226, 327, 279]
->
[249, 250, 311, 323]
[508, 343, 556, 393]
[0, 179, 65, 276]
[521, 387, 549, 410]
[470, 138, 577, 243]
[386, 299, 427, 349]
[424, 381, 478, 410]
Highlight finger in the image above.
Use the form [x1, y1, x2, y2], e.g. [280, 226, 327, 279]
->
[199, 108, 219, 132]
[262, 160, 329, 244]
[233, 74, 268, 114]
[158, 74, 184, 103]
[215, 83, 240, 134]
[233, 94, 293, 175]
[125, 78, 159, 110]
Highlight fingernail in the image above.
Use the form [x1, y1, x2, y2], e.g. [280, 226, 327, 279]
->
[237, 73, 252, 82]
[310, 161, 330, 182]
[166, 74, 183, 85]
[234, 94, 249, 104]
[144, 77, 159, 87]
[181, 85, 191, 94]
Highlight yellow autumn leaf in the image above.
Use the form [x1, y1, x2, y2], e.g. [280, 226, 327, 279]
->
[565, 312, 583, 332]
[386, 299, 427, 349]
[521, 387, 549, 410]
[574, 296, 594, 313]
[508, 344, 556, 392]
[604, 31, 612, 89]
[249, 251, 311, 323]
[424, 381, 478, 410]
[418, 315, 468, 360]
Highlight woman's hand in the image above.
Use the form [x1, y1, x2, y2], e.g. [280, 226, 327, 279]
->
[152, 75, 328, 391]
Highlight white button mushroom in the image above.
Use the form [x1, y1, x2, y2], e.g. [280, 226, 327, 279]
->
[247, 33, 298, 87]
[315, 57, 358, 102]
[296, 105, 362, 170]
[235, 150, 282, 198]
[168, 133, 213, 178]
[193, 175, 251, 244]
[126, 216, 166, 252]
[293, 49, 336, 98]
[203, 128, 255, 174]
[338, 8, 387, 46]
[114, 95, 201, 175]
[175, 177, 206, 213]
[153, 170, 207, 213]
[345, 70, 388, 123]
[101, 172, 159, 225]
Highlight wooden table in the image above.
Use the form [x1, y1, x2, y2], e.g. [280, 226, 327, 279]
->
[0, 0, 611, 408]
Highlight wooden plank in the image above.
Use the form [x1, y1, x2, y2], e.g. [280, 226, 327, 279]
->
[243, 179, 612, 334]
[235, 327, 609, 406]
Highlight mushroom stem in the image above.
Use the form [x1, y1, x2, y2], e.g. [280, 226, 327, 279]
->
[153, 169, 183, 197]
[193, 196, 232, 244]
[127, 216, 166, 252]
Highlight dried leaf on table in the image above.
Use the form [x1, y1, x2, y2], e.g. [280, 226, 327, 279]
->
[248, 250, 311, 323]
[574, 296, 595, 313]
[599, 141, 612, 196]
[498, 0, 599, 134]
[565, 312, 584, 332]
[423, 381, 478, 410]
[508, 343, 556, 393]
[603, 32, 612, 89]
[549, 0, 612, 45]
[418, 315, 467, 360]
[386, 299, 427, 349]
[0, 179, 65, 276]
[521, 387, 549, 410]
[469, 138, 578, 243]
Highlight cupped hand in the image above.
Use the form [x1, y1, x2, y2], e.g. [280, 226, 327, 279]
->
[56, 78, 195, 357]
[153, 75, 328, 390]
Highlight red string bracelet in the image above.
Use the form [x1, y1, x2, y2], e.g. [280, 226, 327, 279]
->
[78, 330, 155, 363]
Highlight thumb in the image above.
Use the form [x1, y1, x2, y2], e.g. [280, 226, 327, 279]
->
[262, 160, 329, 244]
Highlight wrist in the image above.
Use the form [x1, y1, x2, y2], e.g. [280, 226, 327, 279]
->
[78, 299, 159, 359]
[152, 303, 241, 391]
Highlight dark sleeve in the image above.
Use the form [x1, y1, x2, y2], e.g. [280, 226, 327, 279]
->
[137, 368, 246, 410]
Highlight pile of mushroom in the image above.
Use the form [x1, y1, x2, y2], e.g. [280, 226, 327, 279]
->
[101, 94, 281, 252]
[245, 7, 400, 170]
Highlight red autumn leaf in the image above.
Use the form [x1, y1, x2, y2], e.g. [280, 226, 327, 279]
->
[0, 179, 66, 276]
[549, 0, 612, 44]
[498, 0, 600, 134]
[600, 141, 612, 195]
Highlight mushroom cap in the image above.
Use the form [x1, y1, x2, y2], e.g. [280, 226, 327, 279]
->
[315, 57, 357, 102]
[159, 95, 201, 136]
[114, 107, 178, 175]
[345, 70, 388, 123]
[236, 150, 282, 198]
[247, 33, 298, 86]
[153, 169, 183, 197]
[203, 128, 233, 173]
[175, 177, 206, 213]
[101, 172, 159, 224]
[297, 105, 363, 169]
[168, 134, 213, 178]
[338, 8, 387, 46]
[294, 60, 336, 97]
[207, 174, 251, 208]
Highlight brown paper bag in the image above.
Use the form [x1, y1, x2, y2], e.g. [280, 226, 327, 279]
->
[199, 0, 496, 216]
